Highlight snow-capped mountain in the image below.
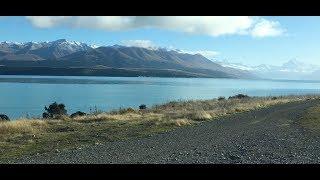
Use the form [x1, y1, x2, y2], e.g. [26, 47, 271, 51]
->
[0, 39, 95, 60]
[215, 59, 320, 80]
[280, 59, 319, 73]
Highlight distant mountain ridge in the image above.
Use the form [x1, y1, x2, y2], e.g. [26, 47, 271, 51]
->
[0, 39, 255, 79]
[0, 39, 94, 60]
[215, 59, 320, 80]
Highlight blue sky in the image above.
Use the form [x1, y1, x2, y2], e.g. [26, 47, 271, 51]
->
[0, 16, 320, 66]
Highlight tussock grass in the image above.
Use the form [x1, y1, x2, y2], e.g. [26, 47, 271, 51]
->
[0, 120, 48, 135]
[0, 94, 318, 162]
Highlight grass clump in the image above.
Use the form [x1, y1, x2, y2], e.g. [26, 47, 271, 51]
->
[187, 110, 212, 121]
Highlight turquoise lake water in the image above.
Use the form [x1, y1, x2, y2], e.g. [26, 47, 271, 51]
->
[1, 75, 320, 119]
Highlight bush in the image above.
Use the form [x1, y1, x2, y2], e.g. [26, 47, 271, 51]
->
[139, 104, 147, 110]
[218, 96, 226, 101]
[229, 94, 250, 99]
[271, 97, 278, 100]
[0, 114, 9, 121]
[70, 111, 87, 118]
[42, 112, 50, 119]
[43, 102, 67, 119]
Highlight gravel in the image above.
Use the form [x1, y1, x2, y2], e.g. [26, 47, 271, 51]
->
[10, 99, 320, 164]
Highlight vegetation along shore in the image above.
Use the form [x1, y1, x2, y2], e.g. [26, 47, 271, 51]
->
[0, 94, 319, 162]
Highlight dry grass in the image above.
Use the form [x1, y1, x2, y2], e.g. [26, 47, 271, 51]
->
[150, 95, 318, 123]
[72, 112, 165, 123]
[0, 120, 48, 135]
[0, 94, 318, 161]
[174, 119, 192, 126]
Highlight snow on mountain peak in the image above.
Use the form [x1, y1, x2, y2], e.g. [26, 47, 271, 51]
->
[214, 60, 254, 71]
[90, 44, 99, 49]
[1, 41, 23, 45]
[217, 59, 320, 76]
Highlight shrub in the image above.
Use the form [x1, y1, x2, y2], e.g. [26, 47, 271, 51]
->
[139, 104, 147, 110]
[42, 112, 50, 119]
[218, 96, 226, 101]
[43, 102, 67, 119]
[0, 114, 9, 121]
[271, 97, 278, 100]
[229, 94, 250, 99]
[70, 111, 87, 118]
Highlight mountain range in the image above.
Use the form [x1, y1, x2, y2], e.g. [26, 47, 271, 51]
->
[215, 59, 320, 80]
[2, 39, 316, 80]
[0, 39, 255, 78]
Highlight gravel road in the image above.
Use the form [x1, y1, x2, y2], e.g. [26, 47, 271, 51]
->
[10, 99, 320, 164]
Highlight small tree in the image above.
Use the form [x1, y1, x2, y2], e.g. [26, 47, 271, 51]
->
[0, 114, 9, 121]
[229, 94, 250, 99]
[218, 96, 226, 101]
[139, 104, 147, 110]
[43, 102, 67, 119]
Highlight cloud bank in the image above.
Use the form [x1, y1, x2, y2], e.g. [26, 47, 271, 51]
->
[25, 16, 285, 38]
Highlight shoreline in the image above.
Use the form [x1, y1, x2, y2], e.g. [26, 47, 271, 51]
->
[1, 74, 320, 83]
[4, 94, 320, 121]
[0, 94, 319, 163]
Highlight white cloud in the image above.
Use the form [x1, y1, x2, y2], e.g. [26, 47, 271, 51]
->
[25, 16, 70, 28]
[25, 16, 285, 38]
[121, 40, 156, 49]
[250, 18, 285, 37]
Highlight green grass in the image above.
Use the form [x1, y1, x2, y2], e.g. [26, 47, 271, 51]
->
[300, 104, 320, 132]
[0, 94, 318, 162]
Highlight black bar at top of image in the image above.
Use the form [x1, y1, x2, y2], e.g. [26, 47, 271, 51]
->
[0, 0, 319, 16]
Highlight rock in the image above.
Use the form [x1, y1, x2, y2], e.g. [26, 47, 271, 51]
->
[0, 114, 9, 121]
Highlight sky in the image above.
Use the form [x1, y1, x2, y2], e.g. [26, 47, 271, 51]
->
[0, 16, 320, 66]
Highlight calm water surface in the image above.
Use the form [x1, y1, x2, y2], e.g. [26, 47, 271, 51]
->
[1, 75, 320, 119]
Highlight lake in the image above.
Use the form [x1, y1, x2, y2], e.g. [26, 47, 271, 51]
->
[1, 75, 320, 119]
